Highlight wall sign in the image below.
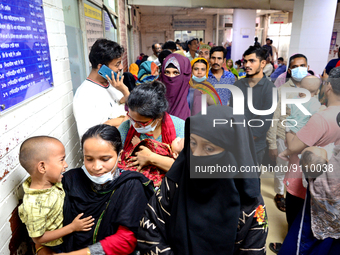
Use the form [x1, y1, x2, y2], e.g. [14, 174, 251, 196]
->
[270, 12, 289, 24]
[0, 0, 54, 114]
[173, 19, 207, 29]
[84, 3, 103, 53]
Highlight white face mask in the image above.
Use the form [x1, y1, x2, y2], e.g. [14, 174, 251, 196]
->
[82, 152, 120, 184]
[291, 66, 308, 81]
[130, 119, 158, 134]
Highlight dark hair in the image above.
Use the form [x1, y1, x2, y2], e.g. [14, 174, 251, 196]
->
[19, 136, 61, 174]
[299, 150, 328, 179]
[288, 54, 307, 68]
[162, 41, 177, 51]
[182, 42, 189, 52]
[243, 46, 268, 61]
[270, 39, 273, 44]
[235, 60, 242, 66]
[139, 55, 149, 67]
[192, 58, 208, 68]
[328, 66, 340, 96]
[81, 124, 122, 153]
[89, 39, 124, 69]
[210, 46, 226, 58]
[200, 38, 203, 42]
[254, 37, 258, 42]
[188, 38, 198, 46]
[127, 80, 168, 119]
[308, 70, 315, 75]
[266, 38, 270, 41]
[278, 57, 284, 62]
[158, 50, 172, 65]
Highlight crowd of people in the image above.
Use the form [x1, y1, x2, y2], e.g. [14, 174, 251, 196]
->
[17, 36, 340, 255]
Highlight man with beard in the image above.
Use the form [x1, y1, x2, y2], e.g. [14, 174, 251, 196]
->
[267, 54, 309, 215]
[147, 43, 162, 66]
[266, 54, 310, 254]
[207, 46, 235, 105]
[229, 46, 276, 165]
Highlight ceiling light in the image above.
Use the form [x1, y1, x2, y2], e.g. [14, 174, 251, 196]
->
[201, 7, 203, 10]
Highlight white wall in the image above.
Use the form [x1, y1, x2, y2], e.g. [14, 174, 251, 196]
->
[288, 0, 338, 74]
[0, 0, 81, 253]
[231, 9, 256, 62]
[140, 14, 214, 56]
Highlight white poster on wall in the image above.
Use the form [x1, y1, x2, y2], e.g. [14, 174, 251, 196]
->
[84, 3, 103, 53]
[270, 13, 289, 24]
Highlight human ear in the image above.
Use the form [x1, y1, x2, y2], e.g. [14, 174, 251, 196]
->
[37, 161, 46, 174]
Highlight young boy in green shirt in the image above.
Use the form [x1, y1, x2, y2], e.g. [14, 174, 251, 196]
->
[18, 136, 94, 252]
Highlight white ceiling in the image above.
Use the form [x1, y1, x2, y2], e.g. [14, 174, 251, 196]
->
[129, 0, 295, 12]
[136, 5, 285, 17]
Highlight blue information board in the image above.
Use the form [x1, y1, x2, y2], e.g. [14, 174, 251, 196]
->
[0, 0, 53, 114]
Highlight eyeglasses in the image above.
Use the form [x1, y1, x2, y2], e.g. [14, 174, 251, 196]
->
[127, 111, 154, 127]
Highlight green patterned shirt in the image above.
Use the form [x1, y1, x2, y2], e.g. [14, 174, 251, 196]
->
[18, 177, 65, 247]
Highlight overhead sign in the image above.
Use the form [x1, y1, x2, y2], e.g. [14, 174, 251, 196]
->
[173, 19, 207, 29]
[270, 12, 289, 24]
[0, 0, 53, 114]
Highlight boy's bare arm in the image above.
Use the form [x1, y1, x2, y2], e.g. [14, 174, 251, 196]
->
[32, 213, 94, 244]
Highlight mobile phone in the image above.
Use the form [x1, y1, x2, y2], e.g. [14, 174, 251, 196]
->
[98, 65, 118, 81]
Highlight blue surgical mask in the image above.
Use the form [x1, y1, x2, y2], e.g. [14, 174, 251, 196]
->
[278, 64, 282, 67]
[192, 75, 206, 83]
[82, 152, 120, 184]
[291, 66, 308, 81]
[130, 119, 159, 134]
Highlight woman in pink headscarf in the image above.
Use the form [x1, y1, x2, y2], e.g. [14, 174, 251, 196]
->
[160, 53, 191, 120]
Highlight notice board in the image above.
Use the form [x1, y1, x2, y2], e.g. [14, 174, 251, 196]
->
[0, 0, 53, 114]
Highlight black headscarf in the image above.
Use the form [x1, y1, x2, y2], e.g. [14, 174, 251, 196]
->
[123, 72, 136, 92]
[166, 105, 260, 255]
[62, 168, 154, 251]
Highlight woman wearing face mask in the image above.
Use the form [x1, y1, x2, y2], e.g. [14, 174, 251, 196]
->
[188, 58, 222, 115]
[160, 53, 191, 120]
[45, 124, 154, 255]
[137, 105, 268, 255]
[118, 81, 185, 179]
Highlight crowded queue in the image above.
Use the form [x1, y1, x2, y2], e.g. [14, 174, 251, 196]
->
[18, 38, 340, 255]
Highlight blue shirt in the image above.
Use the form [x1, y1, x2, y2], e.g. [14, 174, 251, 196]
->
[270, 64, 286, 81]
[325, 58, 340, 74]
[118, 115, 185, 147]
[207, 68, 235, 105]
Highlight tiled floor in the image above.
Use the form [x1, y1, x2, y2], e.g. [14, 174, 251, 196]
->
[261, 172, 288, 254]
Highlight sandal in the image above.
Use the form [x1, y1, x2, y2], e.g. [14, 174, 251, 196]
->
[274, 194, 286, 212]
[269, 242, 282, 254]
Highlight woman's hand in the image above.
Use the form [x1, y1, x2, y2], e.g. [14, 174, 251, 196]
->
[128, 146, 153, 170]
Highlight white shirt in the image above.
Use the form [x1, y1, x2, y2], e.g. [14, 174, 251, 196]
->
[185, 51, 199, 62]
[263, 63, 274, 77]
[147, 54, 161, 66]
[73, 79, 126, 138]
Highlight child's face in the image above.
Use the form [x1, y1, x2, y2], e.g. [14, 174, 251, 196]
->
[83, 137, 119, 177]
[45, 141, 68, 184]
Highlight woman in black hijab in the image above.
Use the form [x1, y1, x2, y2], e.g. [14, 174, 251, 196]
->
[137, 105, 268, 255]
